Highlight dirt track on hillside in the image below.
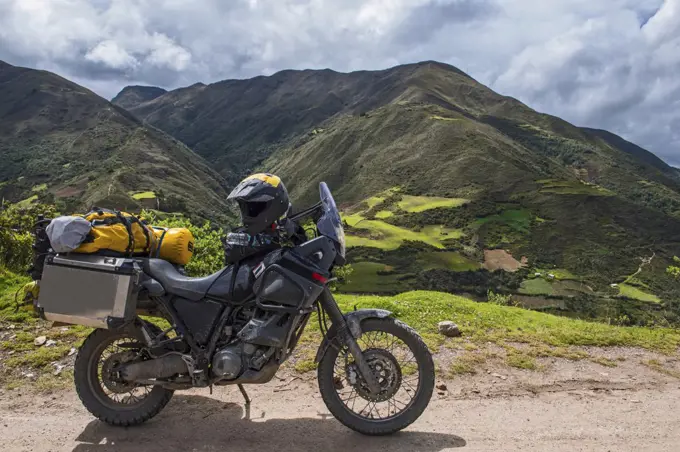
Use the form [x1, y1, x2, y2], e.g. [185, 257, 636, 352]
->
[2, 359, 680, 452]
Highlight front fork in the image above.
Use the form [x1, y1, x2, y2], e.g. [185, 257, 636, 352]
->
[318, 288, 382, 395]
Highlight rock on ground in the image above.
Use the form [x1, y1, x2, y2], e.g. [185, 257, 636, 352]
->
[438, 321, 461, 337]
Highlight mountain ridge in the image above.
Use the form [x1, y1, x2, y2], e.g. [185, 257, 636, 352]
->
[115, 61, 524, 181]
[114, 61, 677, 191]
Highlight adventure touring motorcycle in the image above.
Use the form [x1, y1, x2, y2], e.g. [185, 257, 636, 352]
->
[31, 175, 435, 435]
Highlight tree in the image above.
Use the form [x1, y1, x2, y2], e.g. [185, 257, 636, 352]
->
[331, 264, 354, 292]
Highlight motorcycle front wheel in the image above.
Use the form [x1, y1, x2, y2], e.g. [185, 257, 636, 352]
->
[317, 317, 435, 435]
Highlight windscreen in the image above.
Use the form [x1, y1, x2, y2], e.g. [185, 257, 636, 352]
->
[317, 182, 346, 260]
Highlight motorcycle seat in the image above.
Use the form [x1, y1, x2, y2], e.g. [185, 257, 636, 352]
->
[143, 259, 225, 301]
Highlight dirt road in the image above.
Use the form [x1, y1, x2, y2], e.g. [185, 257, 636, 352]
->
[2, 374, 680, 452]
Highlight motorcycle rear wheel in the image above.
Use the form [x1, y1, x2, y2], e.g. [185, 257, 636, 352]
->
[74, 325, 174, 426]
[317, 317, 435, 435]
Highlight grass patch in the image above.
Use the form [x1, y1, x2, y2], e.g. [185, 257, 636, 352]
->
[0, 270, 39, 324]
[31, 183, 47, 192]
[355, 188, 400, 211]
[342, 253, 478, 293]
[294, 359, 317, 373]
[463, 343, 478, 351]
[589, 356, 618, 368]
[334, 291, 680, 353]
[397, 195, 468, 213]
[339, 261, 410, 293]
[16, 194, 38, 207]
[449, 352, 486, 375]
[618, 284, 661, 303]
[0, 267, 31, 311]
[418, 251, 480, 271]
[643, 359, 680, 379]
[48, 324, 93, 342]
[506, 350, 538, 370]
[131, 191, 156, 200]
[344, 213, 463, 250]
[345, 218, 449, 250]
[538, 179, 614, 196]
[528, 345, 589, 361]
[375, 210, 394, 219]
[519, 278, 554, 295]
[343, 212, 366, 227]
[6, 345, 70, 369]
[1, 331, 37, 352]
[420, 225, 465, 241]
[365, 196, 386, 209]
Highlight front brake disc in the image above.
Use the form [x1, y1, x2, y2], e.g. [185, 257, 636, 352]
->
[346, 348, 402, 402]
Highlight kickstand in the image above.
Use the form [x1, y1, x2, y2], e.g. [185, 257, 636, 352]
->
[238, 384, 251, 420]
[238, 384, 251, 405]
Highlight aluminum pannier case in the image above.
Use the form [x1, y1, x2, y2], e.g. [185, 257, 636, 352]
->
[36, 254, 143, 329]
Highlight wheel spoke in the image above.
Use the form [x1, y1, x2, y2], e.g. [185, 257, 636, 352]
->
[96, 336, 153, 407]
[330, 328, 423, 421]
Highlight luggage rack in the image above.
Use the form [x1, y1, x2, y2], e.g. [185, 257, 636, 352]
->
[37, 254, 143, 329]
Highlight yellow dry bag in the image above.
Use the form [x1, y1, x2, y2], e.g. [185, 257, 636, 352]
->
[74, 208, 157, 256]
[152, 227, 195, 266]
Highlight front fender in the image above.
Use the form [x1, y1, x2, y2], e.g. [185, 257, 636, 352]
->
[314, 308, 392, 363]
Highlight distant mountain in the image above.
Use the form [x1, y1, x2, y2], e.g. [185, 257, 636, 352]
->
[114, 61, 680, 306]
[0, 60, 232, 222]
[111, 85, 167, 110]
[115, 61, 680, 213]
[580, 127, 673, 174]
[114, 62, 480, 182]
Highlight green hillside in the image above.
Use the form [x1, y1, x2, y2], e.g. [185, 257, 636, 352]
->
[335, 187, 680, 326]
[110, 60, 680, 324]
[0, 60, 233, 222]
[117, 61, 680, 215]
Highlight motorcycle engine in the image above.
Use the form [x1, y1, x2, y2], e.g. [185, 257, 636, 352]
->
[212, 306, 279, 381]
[212, 344, 243, 379]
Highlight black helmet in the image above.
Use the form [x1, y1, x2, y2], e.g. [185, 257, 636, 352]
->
[228, 173, 290, 234]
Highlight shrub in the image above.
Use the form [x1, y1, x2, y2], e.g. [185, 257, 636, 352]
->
[141, 210, 225, 277]
[487, 289, 516, 307]
[0, 203, 58, 273]
[667, 256, 680, 279]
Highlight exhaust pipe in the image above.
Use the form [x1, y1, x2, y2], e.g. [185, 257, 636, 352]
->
[120, 354, 189, 381]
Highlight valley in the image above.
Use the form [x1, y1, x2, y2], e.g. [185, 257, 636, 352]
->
[2, 59, 680, 326]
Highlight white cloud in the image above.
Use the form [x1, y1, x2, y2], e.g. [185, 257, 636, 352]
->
[493, 0, 680, 164]
[85, 40, 137, 69]
[146, 34, 192, 71]
[0, 0, 678, 164]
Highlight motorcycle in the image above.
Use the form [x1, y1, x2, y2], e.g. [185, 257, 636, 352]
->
[62, 182, 435, 435]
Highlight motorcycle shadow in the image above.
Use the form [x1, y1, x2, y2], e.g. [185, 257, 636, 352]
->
[72, 394, 466, 452]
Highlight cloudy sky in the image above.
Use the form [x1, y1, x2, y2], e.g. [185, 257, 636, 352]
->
[1, 0, 678, 165]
